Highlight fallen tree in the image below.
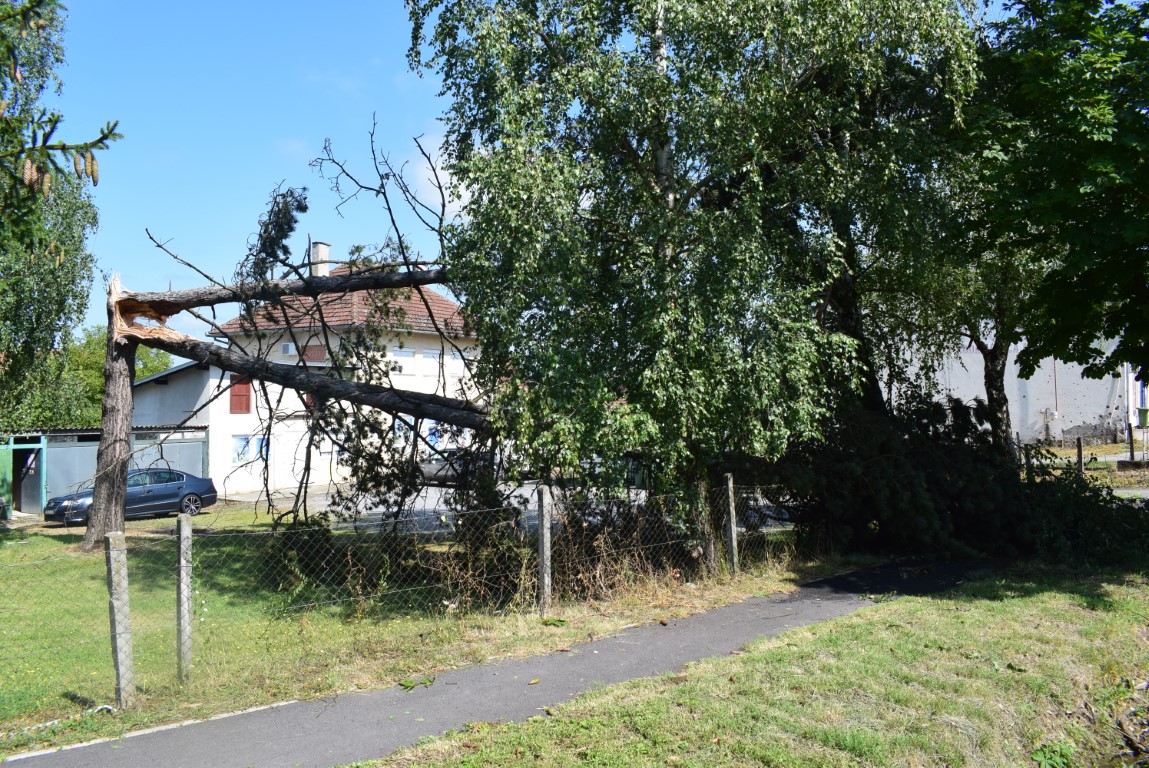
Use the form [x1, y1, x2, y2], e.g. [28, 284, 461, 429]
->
[81, 265, 489, 550]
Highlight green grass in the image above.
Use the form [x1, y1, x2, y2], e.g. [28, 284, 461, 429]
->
[0, 518, 819, 757]
[1040, 442, 1149, 489]
[361, 566, 1149, 768]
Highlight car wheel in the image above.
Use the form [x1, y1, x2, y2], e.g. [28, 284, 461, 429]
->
[181, 494, 203, 516]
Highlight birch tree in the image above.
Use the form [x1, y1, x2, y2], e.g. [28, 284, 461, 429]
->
[406, 0, 977, 488]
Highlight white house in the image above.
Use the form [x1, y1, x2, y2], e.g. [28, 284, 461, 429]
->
[133, 243, 477, 496]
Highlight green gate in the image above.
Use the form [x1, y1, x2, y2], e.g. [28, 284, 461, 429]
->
[0, 443, 10, 519]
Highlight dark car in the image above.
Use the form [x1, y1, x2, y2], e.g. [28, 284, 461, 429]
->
[43, 469, 218, 526]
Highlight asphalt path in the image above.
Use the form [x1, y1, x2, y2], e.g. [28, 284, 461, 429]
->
[8, 561, 992, 768]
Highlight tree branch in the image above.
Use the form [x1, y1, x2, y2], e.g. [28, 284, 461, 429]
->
[118, 267, 449, 323]
[118, 321, 490, 430]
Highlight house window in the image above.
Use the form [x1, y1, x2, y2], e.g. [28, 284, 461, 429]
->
[392, 347, 414, 375]
[230, 375, 251, 414]
[303, 344, 326, 362]
[303, 393, 327, 413]
[232, 435, 268, 464]
[423, 349, 441, 376]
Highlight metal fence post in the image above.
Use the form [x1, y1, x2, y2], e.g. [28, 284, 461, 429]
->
[724, 474, 738, 575]
[104, 531, 135, 709]
[1076, 437, 1084, 474]
[177, 514, 193, 685]
[537, 485, 552, 617]
[1129, 422, 1136, 461]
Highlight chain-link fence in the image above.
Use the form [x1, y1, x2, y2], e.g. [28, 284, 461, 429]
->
[0, 545, 115, 726]
[1, 478, 794, 742]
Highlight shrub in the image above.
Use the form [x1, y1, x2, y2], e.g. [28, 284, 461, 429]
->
[753, 396, 1149, 564]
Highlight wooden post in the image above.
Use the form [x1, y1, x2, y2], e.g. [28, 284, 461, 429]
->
[724, 474, 738, 576]
[1023, 444, 1034, 484]
[537, 485, 552, 617]
[177, 514, 193, 685]
[104, 532, 135, 709]
[695, 480, 718, 576]
[1076, 437, 1084, 474]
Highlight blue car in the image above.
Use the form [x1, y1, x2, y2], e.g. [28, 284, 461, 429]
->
[43, 469, 218, 526]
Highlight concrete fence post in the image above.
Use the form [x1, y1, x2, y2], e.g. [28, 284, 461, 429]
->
[537, 485, 552, 617]
[104, 532, 135, 709]
[724, 474, 738, 575]
[177, 514, 193, 685]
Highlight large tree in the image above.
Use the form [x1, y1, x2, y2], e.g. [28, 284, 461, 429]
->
[405, 0, 977, 487]
[982, 0, 1148, 381]
[0, 323, 173, 431]
[0, 0, 118, 391]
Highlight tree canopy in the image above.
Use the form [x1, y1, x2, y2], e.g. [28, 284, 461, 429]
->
[0, 0, 118, 393]
[982, 0, 1148, 380]
[407, 0, 978, 486]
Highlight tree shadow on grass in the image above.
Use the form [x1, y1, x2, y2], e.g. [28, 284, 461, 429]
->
[794, 556, 1149, 617]
[122, 527, 453, 621]
[944, 561, 1149, 614]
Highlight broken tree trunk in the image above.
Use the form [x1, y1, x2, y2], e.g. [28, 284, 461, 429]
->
[84, 266, 492, 546]
[83, 277, 138, 550]
[114, 265, 489, 430]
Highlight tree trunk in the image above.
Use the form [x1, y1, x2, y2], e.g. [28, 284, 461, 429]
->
[828, 206, 885, 413]
[119, 267, 447, 323]
[82, 278, 137, 550]
[973, 335, 1014, 459]
[693, 479, 719, 577]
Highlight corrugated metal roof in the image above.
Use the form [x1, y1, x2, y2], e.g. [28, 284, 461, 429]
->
[1, 425, 208, 437]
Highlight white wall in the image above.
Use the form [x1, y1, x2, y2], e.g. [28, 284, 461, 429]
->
[939, 345, 1136, 442]
[133, 365, 212, 426]
[132, 329, 480, 497]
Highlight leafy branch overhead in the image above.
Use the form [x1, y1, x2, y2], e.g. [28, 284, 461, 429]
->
[0, 1, 119, 212]
[0, 0, 118, 396]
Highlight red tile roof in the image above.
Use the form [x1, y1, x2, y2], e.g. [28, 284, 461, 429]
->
[212, 266, 469, 339]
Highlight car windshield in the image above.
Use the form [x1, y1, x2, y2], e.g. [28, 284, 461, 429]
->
[76, 472, 146, 491]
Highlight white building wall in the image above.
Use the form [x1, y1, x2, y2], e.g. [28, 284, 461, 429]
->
[939, 345, 1136, 443]
[132, 365, 212, 426]
[134, 330, 479, 497]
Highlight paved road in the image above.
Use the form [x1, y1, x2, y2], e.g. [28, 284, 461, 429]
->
[7, 561, 991, 768]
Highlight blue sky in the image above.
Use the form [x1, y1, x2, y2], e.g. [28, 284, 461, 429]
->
[52, 1, 448, 335]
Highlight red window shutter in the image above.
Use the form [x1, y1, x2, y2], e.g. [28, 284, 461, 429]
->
[230, 375, 251, 414]
[303, 345, 326, 362]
